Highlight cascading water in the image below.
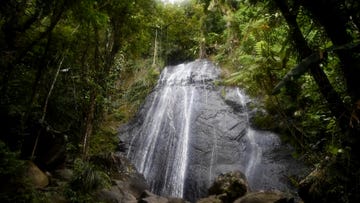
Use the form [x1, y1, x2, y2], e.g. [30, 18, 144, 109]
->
[236, 89, 261, 181]
[120, 59, 304, 201]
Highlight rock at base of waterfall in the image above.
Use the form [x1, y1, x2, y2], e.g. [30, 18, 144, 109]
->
[234, 191, 294, 203]
[196, 195, 223, 203]
[95, 186, 138, 203]
[208, 171, 249, 203]
[140, 190, 190, 203]
[92, 153, 149, 203]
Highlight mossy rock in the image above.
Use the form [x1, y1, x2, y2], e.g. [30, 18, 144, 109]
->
[208, 171, 249, 203]
[26, 161, 49, 189]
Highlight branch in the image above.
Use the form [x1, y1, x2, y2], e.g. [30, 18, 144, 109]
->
[272, 41, 360, 95]
[272, 51, 323, 94]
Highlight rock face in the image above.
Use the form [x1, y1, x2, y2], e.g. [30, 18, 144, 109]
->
[120, 59, 305, 201]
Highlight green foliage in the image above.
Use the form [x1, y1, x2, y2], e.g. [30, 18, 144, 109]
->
[65, 159, 110, 203]
[0, 141, 35, 202]
[219, 3, 288, 96]
[0, 141, 25, 177]
[115, 59, 160, 123]
[88, 127, 119, 156]
[0, 0, 159, 160]
[153, 1, 204, 64]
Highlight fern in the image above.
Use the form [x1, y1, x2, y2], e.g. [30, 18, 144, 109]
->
[69, 159, 110, 194]
[255, 40, 267, 56]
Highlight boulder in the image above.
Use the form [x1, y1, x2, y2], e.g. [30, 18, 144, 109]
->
[196, 195, 223, 203]
[139, 190, 189, 203]
[25, 161, 49, 188]
[90, 153, 148, 199]
[96, 186, 137, 203]
[21, 121, 67, 170]
[139, 190, 170, 203]
[298, 156, 360, 203]
[168, 198, 190, 203]
[208, 171, 249, 203]
[234, 191, 294, 203]
[89, 153, 152, 202]
[298, 166, 331, 203]
[112, 179, 147, 200]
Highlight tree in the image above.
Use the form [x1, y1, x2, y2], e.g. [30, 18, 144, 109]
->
[0, 0, 158, 163]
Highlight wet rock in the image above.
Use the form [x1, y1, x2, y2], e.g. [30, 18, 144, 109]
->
[112, 179, 147, 200]
[140, 190, 170, 203]
[234, 191, 293, 203]
[121, 60, 306, 201]
[208, 171, 249, 203]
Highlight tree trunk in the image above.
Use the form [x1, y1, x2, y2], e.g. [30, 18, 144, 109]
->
[81, 23, 102, 159]
[274, 0, 349, 130]
[82, 91, 97, 160]
[152, 29, 158, 66]
[300, 0, 360, 104]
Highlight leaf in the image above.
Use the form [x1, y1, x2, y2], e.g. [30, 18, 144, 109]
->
[255, 40, 267, 56]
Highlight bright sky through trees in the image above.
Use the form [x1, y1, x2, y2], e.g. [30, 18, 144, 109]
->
[162, 0, 186, 4]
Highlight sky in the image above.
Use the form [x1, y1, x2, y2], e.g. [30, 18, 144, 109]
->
[162, 0, 186, 4]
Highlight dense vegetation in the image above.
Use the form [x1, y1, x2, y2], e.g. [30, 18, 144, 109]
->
[0, 0, 359, 202]
[202, 0, 360, 202]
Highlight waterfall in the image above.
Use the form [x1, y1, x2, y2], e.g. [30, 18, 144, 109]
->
[236, 89, 262, 181]
[121, 59, 304, 201]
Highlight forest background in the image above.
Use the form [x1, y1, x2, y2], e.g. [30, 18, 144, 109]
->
[0, 0, 359, 202]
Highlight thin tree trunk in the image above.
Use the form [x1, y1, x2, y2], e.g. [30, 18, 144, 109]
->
[31, 56, 64, 160]
[199, 33, 207, 59]
[81, 23, 101, 159]
[82, 91, 97, 159]
[152, 28, 158, 66]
